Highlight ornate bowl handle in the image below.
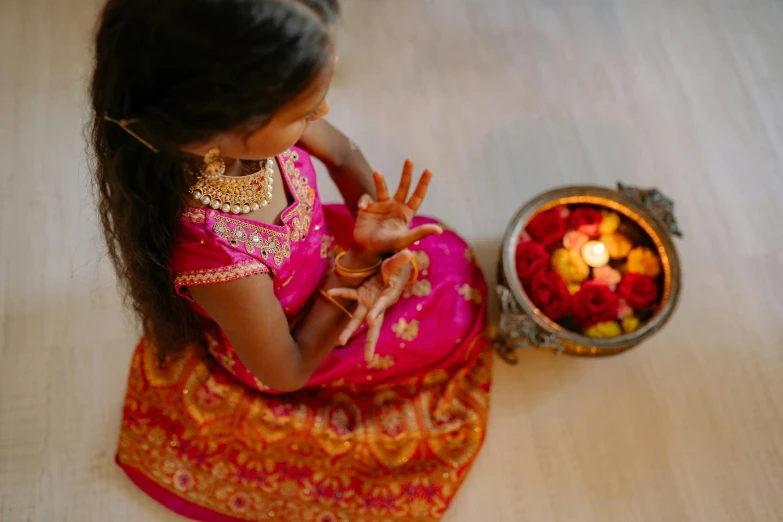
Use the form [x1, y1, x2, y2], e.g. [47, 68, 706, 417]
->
[616, 183, 683, 238]
[492, 285, 564, 364]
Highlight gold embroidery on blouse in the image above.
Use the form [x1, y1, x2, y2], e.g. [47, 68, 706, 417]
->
[392, 318, 420, 342]
[212, 217, 291, 266]
[289, 204, 312, 242]
[174, 260, 269, 288]
[280, 150, 314, 243]
[180, 208, 206, 223]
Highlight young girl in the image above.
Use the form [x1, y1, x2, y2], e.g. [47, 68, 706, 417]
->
[91, 1, 492, 520]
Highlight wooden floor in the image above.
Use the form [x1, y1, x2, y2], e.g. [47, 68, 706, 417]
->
[2, 0, 783, 520]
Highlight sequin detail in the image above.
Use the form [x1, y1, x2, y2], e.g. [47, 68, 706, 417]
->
[213, 217, 292, 267]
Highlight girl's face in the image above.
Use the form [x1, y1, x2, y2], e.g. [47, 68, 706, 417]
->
[183, 56, 335, 160]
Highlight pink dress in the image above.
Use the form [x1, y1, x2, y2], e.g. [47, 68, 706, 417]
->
[116, 147, 493, 522]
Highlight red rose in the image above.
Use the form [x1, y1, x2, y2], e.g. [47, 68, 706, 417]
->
[571, 281, 620, 327]
[528, 271, 571, 320]
[526, 208, 567, 248]
[568, 207, 603, 238]
[618, 273, 658, 310]
[515, 241, 550, 284]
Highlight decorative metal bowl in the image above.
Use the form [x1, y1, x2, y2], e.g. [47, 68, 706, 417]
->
[494, 183, 683, 362]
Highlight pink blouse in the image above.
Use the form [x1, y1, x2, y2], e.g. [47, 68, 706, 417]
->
[170, 148, 332, 319]
[167, 146, 487, 393]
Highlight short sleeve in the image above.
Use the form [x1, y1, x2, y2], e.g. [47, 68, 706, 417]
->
[171, 209, 270, 300]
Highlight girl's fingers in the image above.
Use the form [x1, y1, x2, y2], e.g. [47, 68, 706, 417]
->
[364, 312, 384, 362]
[327, 288, 359, 301]
[381, 249, 414, 285]
[357, 193, 374, 211]
[373, 171, 390, 202]
[393, 159, 414, 202]
[400, 224, 443, 249]
[406, 169, 433, 211]
[367, 294, 393, 323]
[339, 305, 366, 346]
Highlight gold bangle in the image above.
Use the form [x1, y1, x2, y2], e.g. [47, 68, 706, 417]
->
[318, 290, 353, 319]
[405, 254, 419, 289]
[334, 251, 382, 279]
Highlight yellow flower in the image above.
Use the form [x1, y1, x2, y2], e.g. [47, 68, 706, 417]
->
[599, 210, 621, 235]
[622, 315, 640, 333]
[627, 247, 662, 278]
[567, 283, 581, 295]
[583, 321, 623, 338]
[550, 248, 590, 284]
[600, 233, 634, 259]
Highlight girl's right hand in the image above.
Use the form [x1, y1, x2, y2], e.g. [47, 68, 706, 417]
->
[352, 160, 443, 256]
[327, 249, 414, 362]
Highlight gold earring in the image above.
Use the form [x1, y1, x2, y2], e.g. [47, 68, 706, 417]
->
[201, 147, 226, 178]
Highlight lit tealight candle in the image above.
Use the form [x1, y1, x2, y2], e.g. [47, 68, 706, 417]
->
[581, 240, 610, 268]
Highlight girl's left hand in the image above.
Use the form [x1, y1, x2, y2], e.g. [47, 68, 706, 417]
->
[327, 249, 414, 362]
[352, 159, 443, 256]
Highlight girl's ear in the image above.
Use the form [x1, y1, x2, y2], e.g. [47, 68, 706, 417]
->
[180, 132, 228, 157]
[180, 141, 211, 157]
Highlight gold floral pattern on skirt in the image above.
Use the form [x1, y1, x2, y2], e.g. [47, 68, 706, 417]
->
[391, 318, 420, 341]
[404, 280, 433, 299]
[367, 354, 396, 370]
[457, 284, 483, 305]
[117, 338, 492, 522]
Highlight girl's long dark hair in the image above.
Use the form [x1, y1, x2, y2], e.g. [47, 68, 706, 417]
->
[90, 0, 338, 359]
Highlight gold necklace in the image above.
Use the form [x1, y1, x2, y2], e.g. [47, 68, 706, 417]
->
[189, 154, 275, 215]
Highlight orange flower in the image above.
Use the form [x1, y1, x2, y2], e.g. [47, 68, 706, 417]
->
[627, 247, 662, 278]
[600, 233, 633, 260]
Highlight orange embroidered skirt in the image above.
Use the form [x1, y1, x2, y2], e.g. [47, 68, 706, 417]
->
[117, 337, 492, 521]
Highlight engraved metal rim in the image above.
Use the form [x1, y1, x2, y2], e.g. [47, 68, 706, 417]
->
[500, 185, 682, 353]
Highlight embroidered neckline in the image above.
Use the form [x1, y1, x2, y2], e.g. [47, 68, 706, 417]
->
[181, 148, 314, 248]
[179, 149, 314, 271]
[181, 149, 311, 235]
